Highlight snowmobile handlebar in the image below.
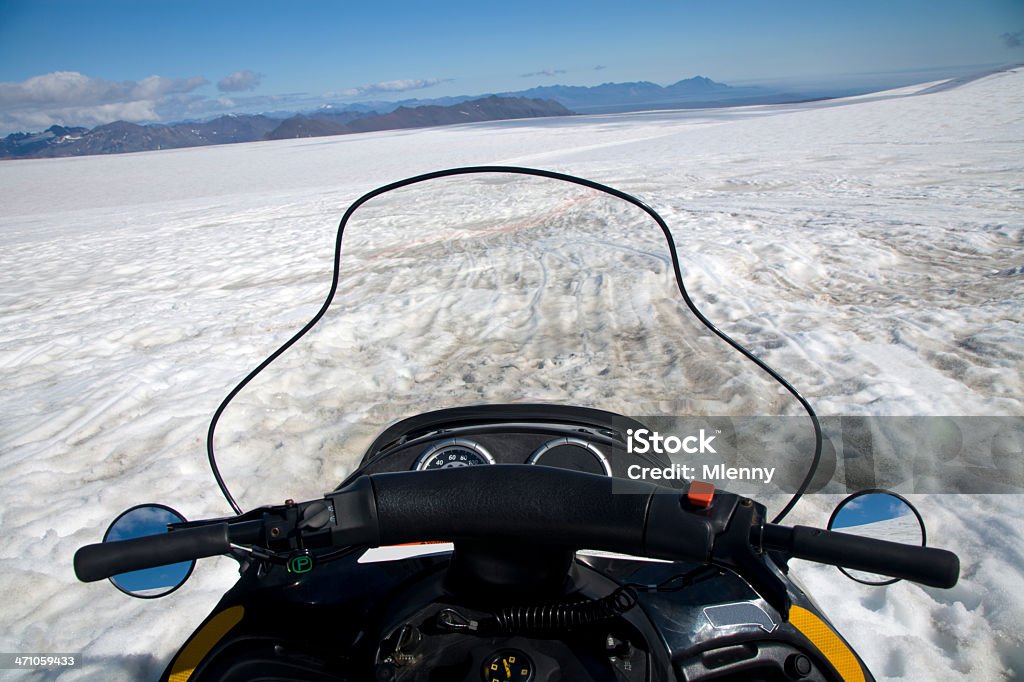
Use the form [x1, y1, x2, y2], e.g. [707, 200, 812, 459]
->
[335, 466, 717, 558]
[757, 524, 960, 589]
[74, 522, 231, 584]
[74, 466, 959, 594]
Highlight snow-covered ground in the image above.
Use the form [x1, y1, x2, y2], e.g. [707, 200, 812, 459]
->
[831, 508, 927, 583]
[1, 68, 1022, 680]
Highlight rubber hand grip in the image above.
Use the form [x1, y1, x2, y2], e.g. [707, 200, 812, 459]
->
[367, 466, 655, 552]
[74, 523, 230, 583]
[764, 524, 959, 588]
[330, 467, 720, 563]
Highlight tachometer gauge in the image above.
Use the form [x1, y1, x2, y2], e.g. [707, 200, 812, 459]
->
[482, 649, 533, 682]
[414, 438, 495, 471]
[527, 437, 612, 476]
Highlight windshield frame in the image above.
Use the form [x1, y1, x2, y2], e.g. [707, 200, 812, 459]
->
[204, 166, 822, 522]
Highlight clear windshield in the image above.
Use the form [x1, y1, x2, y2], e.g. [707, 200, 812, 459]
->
[212, 171, 809, 509]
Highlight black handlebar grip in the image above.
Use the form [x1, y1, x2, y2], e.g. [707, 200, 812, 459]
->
[763, 524, 959, 588]
[329, 467, 719, 563]
[74, 523, 231, 583]
[365, 466, 658, 553]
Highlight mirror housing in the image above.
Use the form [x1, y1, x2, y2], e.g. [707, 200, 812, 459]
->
[827, 489, 926, 585]
[102, 504, 194, 598]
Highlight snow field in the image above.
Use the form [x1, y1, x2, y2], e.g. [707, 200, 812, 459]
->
[1, 68, 1021, 679]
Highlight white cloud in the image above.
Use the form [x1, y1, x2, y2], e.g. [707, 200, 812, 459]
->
[217, 70, 263, 93]
[0, 71, 448, 134]
[333, 78, 449, 98]
[521, 69, 567, 78]
[0, 71, 208, 133]
[0, 71, 207, 108]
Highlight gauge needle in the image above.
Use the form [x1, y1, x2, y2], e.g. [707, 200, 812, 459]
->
[503, 659, 511, 677]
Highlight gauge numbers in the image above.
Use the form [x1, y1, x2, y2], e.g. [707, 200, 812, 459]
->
[414, 438, 495, 471]
[483, 649, 533, 682]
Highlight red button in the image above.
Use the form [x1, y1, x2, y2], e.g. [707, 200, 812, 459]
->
[687, 481, 715, 508]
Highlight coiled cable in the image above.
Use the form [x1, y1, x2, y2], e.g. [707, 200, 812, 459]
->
[437, 586, 638, 635]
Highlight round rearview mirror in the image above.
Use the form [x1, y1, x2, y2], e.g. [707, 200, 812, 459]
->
[103, 504, 194, 598]
[827, 490, 926, 586]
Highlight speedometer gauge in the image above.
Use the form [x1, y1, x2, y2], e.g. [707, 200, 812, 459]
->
[482, 649, 533, 681]
[527, 437, 612, 476]
[414, 439, 495, 471]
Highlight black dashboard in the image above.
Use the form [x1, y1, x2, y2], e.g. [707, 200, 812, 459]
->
[350, 404, 677, 485]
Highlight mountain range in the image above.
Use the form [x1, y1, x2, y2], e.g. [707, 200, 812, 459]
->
[340, 76, 803, 115]
[0, 96, 571, 159]
[0, 76, 805, 160]
[265, 96, 574, 140]
[503, 75, 796, 112]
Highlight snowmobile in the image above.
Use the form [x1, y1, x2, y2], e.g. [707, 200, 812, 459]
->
[75, 167, 960, 681]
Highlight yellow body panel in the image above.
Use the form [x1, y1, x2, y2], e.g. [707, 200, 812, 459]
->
[789, 605, 865, 682]
[168, 605, 244, 682]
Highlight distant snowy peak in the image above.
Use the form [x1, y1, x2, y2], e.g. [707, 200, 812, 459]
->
[0, 124, 88, 157]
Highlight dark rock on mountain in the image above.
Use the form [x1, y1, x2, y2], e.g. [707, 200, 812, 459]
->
[265, 109, 375, 139]
[345, 96, 571, 133]
[0, 115, 281, 159]
[0, 125, 88, 158]
[193, 115, 280, 143]
[1, 96, 570, 157]
[64, 120, 199, 155]
[264, 96, 571, 140]
[265, 115, 350, 140]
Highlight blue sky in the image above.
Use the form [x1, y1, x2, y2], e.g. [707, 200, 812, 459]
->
[0, 0, 1021, 133]
[104, 505, 192, 594]
[832, 493, 916, 529]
